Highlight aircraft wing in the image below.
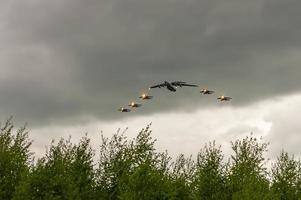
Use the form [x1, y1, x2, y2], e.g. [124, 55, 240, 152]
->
[149, 83, 166, 89]
[172, 82, 198, 87]
[181, 83, 198, 87]
[172, 81, 186, 84]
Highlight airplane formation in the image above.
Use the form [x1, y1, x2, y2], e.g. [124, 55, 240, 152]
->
[118, 81, 232, 112]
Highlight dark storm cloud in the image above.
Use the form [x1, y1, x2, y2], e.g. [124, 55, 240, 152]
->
[1, 0, 301, 126]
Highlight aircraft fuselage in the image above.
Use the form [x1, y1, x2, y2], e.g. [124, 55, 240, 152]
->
[165, 81, 177, 92]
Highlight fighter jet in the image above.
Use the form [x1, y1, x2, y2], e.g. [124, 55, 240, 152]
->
[118, 107, 131, 112]
[128, 101, 142, 108]
[149, 81, 198, 92]
[217, 95, 232, 101]
[139, 93, 153, 100]
[200, 88, 215, 95]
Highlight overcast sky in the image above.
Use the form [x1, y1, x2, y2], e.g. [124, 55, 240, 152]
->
[1, 0, 301, 159]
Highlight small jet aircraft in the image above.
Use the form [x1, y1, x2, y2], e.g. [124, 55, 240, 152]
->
[139, 93, 153, 100]
[128, 101, 142, 108]
[149, 81, 198, 92]
[217, 95, 232, 101]
[200, 88, 215, 95]
[118, 107, 131, 112]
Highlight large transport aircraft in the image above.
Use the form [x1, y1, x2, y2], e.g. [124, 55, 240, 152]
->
[149, 81, 198, 92]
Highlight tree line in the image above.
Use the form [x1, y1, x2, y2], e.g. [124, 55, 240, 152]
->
[1, 118, 301, 200]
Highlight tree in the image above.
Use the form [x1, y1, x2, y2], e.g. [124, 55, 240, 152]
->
[2, 118, 301, 199]
[96, 128, 130, 199]
[192, 141, 229, 200]
[270, 151, 301, 200]
[169, 154, 195, 199]
[0, 118, 32, 200]
[14, 136, 95, 200]
[96, 125, 172, 199]
[228, 135, 270, 200]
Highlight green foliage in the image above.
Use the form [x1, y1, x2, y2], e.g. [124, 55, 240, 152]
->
[169, 154, 195, 199]
[228, 136, 270, 200]
[1, 119, 301, 200]
[193, 142, 228, 200]
[14, 135, 95, 200]
[270, 151, 301, 200]
[0, 118, 32, 200]
[96, 125, 172, 199]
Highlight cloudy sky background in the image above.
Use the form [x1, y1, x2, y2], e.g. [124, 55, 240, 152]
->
[1, 0, 301, 159]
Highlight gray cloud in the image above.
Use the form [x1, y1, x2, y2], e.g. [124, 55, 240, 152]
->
[264, 95, 301, 158]
[1, 0, 301, 126]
